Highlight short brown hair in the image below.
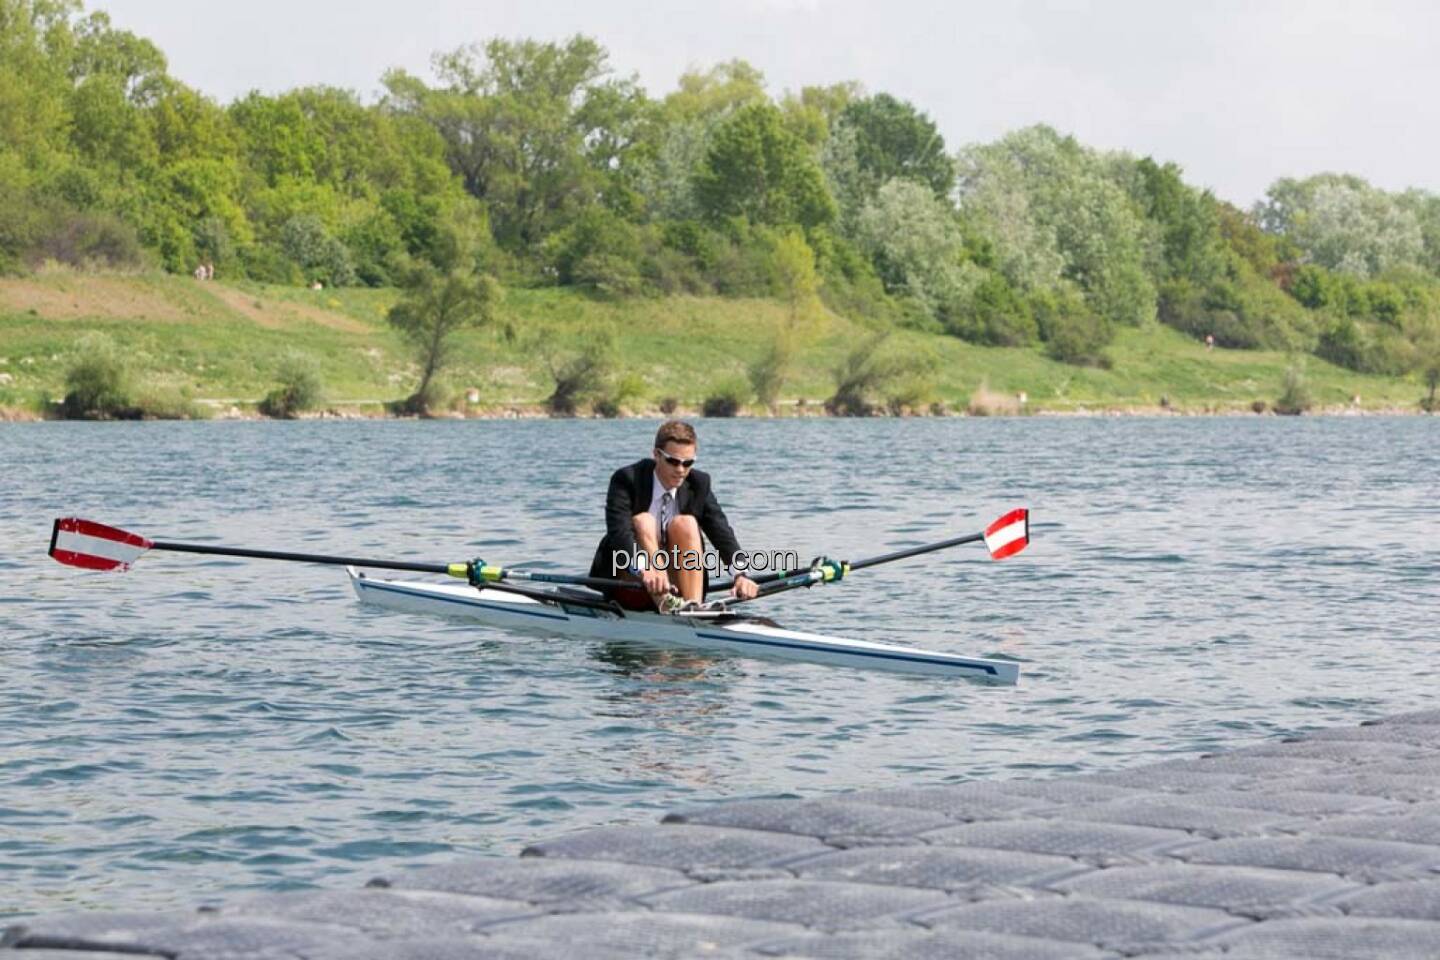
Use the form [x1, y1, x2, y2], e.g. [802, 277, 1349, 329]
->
[654, 419, 697, 450]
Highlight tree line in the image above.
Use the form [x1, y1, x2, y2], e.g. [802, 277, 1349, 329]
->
[3, 0, 1439, 394]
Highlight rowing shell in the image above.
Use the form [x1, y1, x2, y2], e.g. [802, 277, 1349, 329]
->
[347, 568, 1019, 684]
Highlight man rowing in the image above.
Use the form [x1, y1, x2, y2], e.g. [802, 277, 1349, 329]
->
[588, 420, 759, 612]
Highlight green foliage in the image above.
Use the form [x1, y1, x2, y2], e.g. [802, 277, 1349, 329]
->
[280, 215, 355, 286]
[258, 351, 323, 418]
[545, 328, 616, 415]
[544, 206, 644, 295]
[694, 103, 836, 229]
[959, 126, 1159, 327]
[387, 266, 501, 413]
[1258, 174, 1425, 278]
[702, 378, 749, 417]
[1274, 362, 1313, 415]
[943, 272, 1036, 346]
[835, 93, 954, 199]
[1031, 285, 1112, 367]
[747, 335, 792, 411]
[826, 333, 937, 416]
[61, 332, 134, 418]
[855, 178, 976, 321]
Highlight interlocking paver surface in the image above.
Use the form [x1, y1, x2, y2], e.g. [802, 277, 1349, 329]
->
[5, 711, 1440, 957]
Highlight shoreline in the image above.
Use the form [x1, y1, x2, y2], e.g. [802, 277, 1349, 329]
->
[1, 401, 1433, 423]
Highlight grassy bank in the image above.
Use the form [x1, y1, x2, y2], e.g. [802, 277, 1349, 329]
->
[0, 269, 1431, 418]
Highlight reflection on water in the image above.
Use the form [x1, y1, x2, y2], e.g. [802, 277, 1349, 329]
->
[1, 416, 1437, 917]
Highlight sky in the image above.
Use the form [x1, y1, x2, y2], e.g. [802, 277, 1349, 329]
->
[103, 0, 1440, 207]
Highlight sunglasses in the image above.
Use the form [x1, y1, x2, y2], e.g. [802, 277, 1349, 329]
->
[655, 448, 695, 468]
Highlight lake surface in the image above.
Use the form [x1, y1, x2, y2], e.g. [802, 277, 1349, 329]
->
[1, 417, 1436, 918]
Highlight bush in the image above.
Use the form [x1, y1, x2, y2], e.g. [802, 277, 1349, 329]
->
[1033, 287, 1113, 367]
[747, 336, 793, 412]
[943, 273, 1037, 346]
[546, 335, 615, 416]
[1274, 363, 1313, 415]
[702, 380, 749, 417]
[32, 209, 145, 269]
[61, 335, 136, 419]
[571, 253, 645, 298]
[134, 386, 208, 420]
[827, 334, 937, 416]
[280, 215, 356, 287]
[967, 381, 1021, 416]
[259, 352, 324, 418]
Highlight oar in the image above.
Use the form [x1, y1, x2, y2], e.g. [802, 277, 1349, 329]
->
[712, 508, 1030, 604]
[47, 517, 643, 594]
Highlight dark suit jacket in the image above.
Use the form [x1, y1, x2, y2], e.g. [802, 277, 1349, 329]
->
[588, 458, 743, 580]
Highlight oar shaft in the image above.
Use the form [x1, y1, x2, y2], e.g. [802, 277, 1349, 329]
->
[848, 531, 983, 572]
[151, 541, 453, 576]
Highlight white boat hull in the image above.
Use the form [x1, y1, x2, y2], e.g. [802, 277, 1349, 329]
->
[347, 569, 1019, 684]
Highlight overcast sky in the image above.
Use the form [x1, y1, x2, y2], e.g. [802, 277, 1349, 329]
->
[104, 0, 1438, 207]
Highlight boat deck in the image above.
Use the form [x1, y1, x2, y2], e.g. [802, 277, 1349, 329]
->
[7, 709, 1440, 957]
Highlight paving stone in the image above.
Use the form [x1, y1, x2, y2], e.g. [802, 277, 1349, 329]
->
[520, 823, 827, 871]
[12, 711, 1440, 959]
[218, 888, 539, 936]
[1079, 768, 1257, 793]
[639, 878, 950, 931]
[1369, 709, 1440, 725]
[788, 844, 1082, 893]
[3, 913, 369, 958]
[1303, 726, 1440, 747]
[842, 784, 1053, 821]
[303, 935, 637, 960]
[754, 927, 1111, 958]
[1052, 863, 1359, 918]
[1263, 773, 1440, 802]
[919, 896, 1247, 949]
[370, 857, 689, 905]
[1305, 812, 1440, 846]
[1173, 835, 1440, 881]
[1174, 789, 1404, 817]
[663, 798, 954, 841]
[0, 910, 198, 948]
[1366, 758, 1440, 777]
[1147, 754, 1339, 778]
[484, 909, 804, 955]
[1334, 879, 1440, 920]
[2, 954, 119, 960]
[1204, 916, 1440, 958]
[1056, 797, 1296, 838]
[1229, 738, 1432, 763]
[984, 779, 1141, 806]
[924, 818, 1194, 863]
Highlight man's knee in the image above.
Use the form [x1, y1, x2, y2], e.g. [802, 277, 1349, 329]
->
[632, 512, 658, 538]
[666, 514, 699, 542]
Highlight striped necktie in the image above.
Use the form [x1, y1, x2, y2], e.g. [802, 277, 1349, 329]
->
[659, 491, 674, 544]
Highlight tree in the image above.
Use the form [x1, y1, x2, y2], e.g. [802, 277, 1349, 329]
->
[855, 178, 980, 320]
[1256, 174, 1424, 278]
[957, 125, 1157, 327]
[693, 103, 835, 229]
[749, 230, 823, 410]
[387, 266, 501, 414]
[383, 36, 621, 249]
[835, 93, 954, 199]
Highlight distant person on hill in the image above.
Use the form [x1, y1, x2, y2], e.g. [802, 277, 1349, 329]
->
[589, 419, 759, 612]
[1205, 333, 1215, 350]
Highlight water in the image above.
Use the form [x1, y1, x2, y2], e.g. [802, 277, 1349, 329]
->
[1, 417, 1436, 918]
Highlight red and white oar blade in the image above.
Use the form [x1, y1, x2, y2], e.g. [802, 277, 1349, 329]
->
[983, 508, 1030, 560]
[49, 518, 154, 572]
